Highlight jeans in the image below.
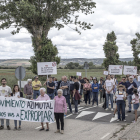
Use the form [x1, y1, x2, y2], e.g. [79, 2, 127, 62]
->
[14, 120, 21, 127]
[1, 119, 10, 126]
[33, 90, 40, 99]
[85, 90, 90, 104]
[117, 100, 125, 120]
[47, 93, 54, 99]
[54, 89, 57, 96]
[128, 95, 132, 111]
[90, 91, 93, 99]
[63, 94, 72, 113]
[74, 99, 78, 113]
[92, 92, 98, 105]
[80, 89, 83, 96]
[106, 93, 113, 109]
[55, 113, 64, 130]
[99, 91, 104, 103]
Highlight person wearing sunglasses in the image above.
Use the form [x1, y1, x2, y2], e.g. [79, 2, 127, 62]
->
[32, 76, 42, 99]
[119, 77, 127, 92]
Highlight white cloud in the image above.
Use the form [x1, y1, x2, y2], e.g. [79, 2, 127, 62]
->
[0, 0, 140, 59]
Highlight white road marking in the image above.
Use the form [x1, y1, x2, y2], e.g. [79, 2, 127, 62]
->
[100, 133, 110, 139]
[76, 111, 95, 119]
[92, 112, 111, 121]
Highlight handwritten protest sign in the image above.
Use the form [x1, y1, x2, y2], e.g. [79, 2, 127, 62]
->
[0, 97, 54, 122]
[37, 62, 57, 75]
[108, 65, 123, 75]
[123, 66, 137, 75]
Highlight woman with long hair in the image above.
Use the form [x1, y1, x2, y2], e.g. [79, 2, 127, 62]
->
[83, 79, 91, 106]
[11, 85, 23, 130]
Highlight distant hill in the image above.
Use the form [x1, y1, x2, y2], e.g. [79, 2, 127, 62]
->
[0, 58, 134, 67]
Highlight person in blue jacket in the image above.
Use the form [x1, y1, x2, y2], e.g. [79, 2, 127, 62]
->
[92, 78, 99, 107]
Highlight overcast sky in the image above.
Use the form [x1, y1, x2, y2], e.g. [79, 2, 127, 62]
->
[0, 0, 140, 59]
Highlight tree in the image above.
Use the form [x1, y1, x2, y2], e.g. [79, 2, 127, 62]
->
[130, 33, 140, 71]
[0, 0, 96, 73]
[102, 31, 120, 70]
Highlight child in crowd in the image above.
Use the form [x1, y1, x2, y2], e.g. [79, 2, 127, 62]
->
[132, 89, 139, 123]
[115, 84, 126, 122]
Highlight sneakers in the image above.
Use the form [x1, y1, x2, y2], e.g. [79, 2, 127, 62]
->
[60, 130, 64, 134]
[0, 126, 4, 130]
[18, 127, 21, 131]
[7, 126, 11, 130]
[73, 112, 78, 115]
[13, 127, 17, 131]
[46, 129, 49, 131]
[105, 108, 109, 111]
[111, 108, 114, 111]
[39, 128, 44, 131]
[55, 129, 60, 133]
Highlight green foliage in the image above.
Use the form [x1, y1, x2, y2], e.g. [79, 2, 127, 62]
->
[118, 60, 135, 66]
[102, 31, 120, 70]
[29, 37, 60, 74]
[0, 0, 96, 35]
[130, 33, 140, 71]
[64, 61, 104, 69]
[0, 0, 96, 74]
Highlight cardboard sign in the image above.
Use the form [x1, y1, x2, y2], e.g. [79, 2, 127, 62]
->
[76, 72, 82, 76]
[108, 65, 123, 75]
[123, 66, 137, 75]
[37, 62, 57, 75]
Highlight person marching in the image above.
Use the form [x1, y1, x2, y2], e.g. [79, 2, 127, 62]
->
[11, 85, 23, 130]
[115, 84, 126, 122]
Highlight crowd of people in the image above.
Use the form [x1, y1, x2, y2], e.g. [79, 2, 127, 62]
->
[0, 73, 140, 133]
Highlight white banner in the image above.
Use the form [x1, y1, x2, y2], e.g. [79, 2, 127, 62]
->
[18, 81, 28, 88]
[108, 65, 123, 75]
[123, 65, 137, 75]
[0, 97, 54, 122]
[76, 72, 82, 76]
[37, 62, 57, 75]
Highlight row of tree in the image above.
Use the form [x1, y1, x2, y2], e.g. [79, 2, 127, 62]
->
[102, 31, 140, 71]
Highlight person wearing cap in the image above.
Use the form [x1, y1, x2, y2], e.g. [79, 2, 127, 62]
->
[32, 76, 42, 99]
[24, 79, 33, 99]
[126, 76, 137, 113]
[115, 84, 126, 122]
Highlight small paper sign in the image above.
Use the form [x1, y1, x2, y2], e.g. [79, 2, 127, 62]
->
[138, 76, 140, 82]
[103, 71, 108, 75]
[76, 72, 82, 76]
